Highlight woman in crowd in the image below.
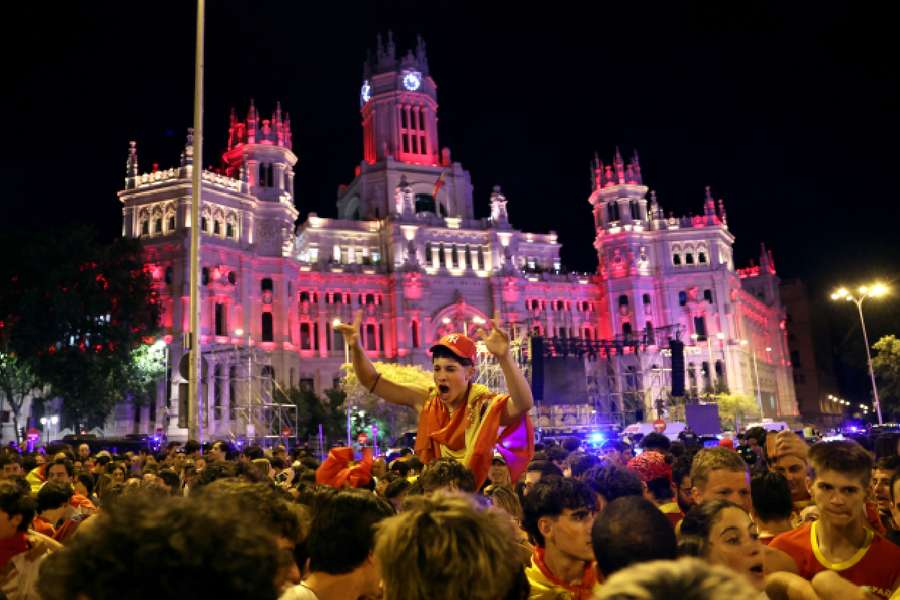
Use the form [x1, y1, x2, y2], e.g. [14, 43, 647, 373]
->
[678, 499, 767, 591]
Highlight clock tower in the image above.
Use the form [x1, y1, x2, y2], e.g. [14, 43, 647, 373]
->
[361, 32, 439, 166]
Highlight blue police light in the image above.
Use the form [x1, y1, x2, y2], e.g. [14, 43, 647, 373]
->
[589, 432, 605, 445]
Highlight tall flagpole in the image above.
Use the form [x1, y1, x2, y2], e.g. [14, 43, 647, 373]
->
[188, 0, 205, 443]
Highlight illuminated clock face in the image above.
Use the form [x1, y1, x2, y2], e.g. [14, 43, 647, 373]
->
[360, 80, 372, 104]
[402, 71, 422, 91]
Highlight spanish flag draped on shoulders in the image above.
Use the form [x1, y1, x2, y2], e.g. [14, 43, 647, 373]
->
[524, 547, 600, 600]
[334, 310, 535, 490]
[414, 381, 534, 489]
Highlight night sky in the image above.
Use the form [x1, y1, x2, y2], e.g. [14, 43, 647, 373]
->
[5, 1, 899, 401]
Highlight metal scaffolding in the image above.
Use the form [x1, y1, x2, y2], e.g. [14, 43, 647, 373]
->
[200, 344, 299, 447]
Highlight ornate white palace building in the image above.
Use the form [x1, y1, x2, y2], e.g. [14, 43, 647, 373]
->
[111, 35, 797, 440]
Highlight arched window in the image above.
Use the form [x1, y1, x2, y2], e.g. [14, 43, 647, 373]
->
[622, 322, 633, 338]
[365, 323, 377, 351]
[698, 248, 708, 264]
[261, 278, 274, 293]
[140, 211, 150, 236]
[411, 320, 419, 348]
[701, 361, 711, 390]
[715, 360, 725, 381]
[618, 295, 629, 308]
[645, 321, 654, 341]
[261, 312, 274, 342]
[703, 289, 714, 304]
[685, 251, 695, 265]
[642, 293, 651, 306]
[201, 208, 211, 233]
[607, 201, 620, 223]
[678, 291, 688, 307]
[228, 366, 237, 420]
[153, 211, 163, 234]
[300, 322, 312, 350]
[226, 214, 237, 239]
[213, 364, 223, 420]
[673, 253, 682, 266]
[166, 208, 176, 232]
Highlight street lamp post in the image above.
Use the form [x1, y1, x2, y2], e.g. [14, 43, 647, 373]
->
[740, 340, 764, 417]
[831, 283, 889, 425]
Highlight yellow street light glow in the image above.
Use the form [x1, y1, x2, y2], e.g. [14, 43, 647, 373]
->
[858, 286, 869, 295]
[442, 317, 451, 324]
[234, 328, 244, 336]
[765, 347, 772, 352]
[870, 283, 889, 298]
[331, 319, 341, 327]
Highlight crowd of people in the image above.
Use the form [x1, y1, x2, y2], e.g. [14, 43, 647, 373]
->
[0, 427, 897, 599]
[0, 318, 899, 599]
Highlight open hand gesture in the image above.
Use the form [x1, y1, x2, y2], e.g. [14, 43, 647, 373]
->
[477, 313, 510, 359]
[334, 310, 362, 347]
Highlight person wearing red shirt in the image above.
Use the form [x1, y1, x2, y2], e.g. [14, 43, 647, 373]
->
[770, 440, 900, 599]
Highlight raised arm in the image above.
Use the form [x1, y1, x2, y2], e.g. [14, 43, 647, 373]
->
[477, 315, 534, 426]
[335, 311, 426, 412]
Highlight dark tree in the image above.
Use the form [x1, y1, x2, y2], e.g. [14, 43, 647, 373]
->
[0, 227, 160, 432]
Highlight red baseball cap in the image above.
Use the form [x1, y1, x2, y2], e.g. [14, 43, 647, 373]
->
[430, 333, 477, 362]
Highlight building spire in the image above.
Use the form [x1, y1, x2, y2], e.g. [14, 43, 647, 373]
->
[631, 149, 642, 183]
[247, 98, 258, 143]
[703, 185, 717, 222]
[613, 146, 625, 184]
[718, 197, 728, 225]
[760, 242, 776, 274]
[415, 34, 430, 74]
[283, 112, 293, 149]
[127, 141, 138, 177]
